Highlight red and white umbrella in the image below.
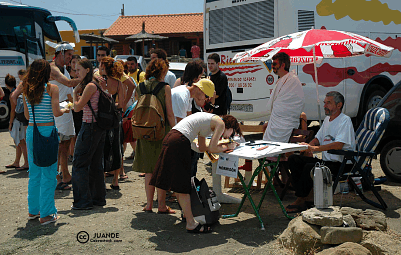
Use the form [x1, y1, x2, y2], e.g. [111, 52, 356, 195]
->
[233, 28, 394, 123]
[233, 28, 393, 64]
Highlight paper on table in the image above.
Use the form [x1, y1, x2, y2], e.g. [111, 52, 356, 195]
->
[222, 140, 308, 160]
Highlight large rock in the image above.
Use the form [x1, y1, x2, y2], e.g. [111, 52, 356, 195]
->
[316, 242, 372, 255]
[302, 207, 343, 227]
[340, 207, 363, 215]
[320, 226, 363, 244]
[361, 231, 401, 255]
[278, 216, 323, 255]
[356, 210, 387, 231]
[340, 207, 387, 231]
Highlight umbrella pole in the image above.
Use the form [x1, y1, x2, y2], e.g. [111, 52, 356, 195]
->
[313, 45, 322, 125]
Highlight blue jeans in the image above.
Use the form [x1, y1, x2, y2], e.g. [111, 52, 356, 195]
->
[72, 122, 106, 208]
[26, 125, 58, 218]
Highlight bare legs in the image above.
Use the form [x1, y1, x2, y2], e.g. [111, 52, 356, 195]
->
[144, 174, 155, 210]
[57, 139, 72, 183]
[111, 164, 121, 187]
[143, 173, 175, 213]
[8, 140, 28, 168]
[19, 140, 28, 168]
[13, 144, 22, 167]
[175, 193, 209, 232]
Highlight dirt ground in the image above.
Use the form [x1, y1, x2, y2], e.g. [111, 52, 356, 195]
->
[0, 127, 401, 255]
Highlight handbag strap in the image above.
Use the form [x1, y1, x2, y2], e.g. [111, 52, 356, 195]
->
[31, 104, 37, 127]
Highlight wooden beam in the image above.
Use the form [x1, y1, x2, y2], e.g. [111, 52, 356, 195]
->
[239, 124, 264, 133]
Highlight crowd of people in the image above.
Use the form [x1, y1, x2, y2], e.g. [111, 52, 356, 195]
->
[2, 42, 356, 231]
[2, 42, 238, 232]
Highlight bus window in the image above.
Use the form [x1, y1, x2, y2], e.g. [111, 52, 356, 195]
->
[0, 9, 34, 52]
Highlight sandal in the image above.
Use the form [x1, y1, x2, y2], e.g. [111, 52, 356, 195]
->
[56, 182, 71, 190]
[5, 165, 18, 168]
[142, 207, 153, 213]
[40, 214, 60, 225]
[110, 184, 120, 190]
[119, 174, 128, 180]
[16, 166, 29, 171]
[157, 206, 176, 214]
[187, 223, 212, 234]
[28, 214, 40, 220]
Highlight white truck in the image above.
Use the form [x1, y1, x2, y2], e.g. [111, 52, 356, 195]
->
[204, 0, 401, 125]
[0, 2, 79, 128]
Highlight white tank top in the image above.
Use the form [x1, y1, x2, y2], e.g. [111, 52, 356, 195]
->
[173, 112, 215, 142]
[51, 65, 75, 136]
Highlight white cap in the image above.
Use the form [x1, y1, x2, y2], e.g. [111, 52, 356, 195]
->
[55, 42, 74, 52]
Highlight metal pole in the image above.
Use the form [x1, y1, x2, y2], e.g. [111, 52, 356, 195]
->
[313, 45, 322, 125]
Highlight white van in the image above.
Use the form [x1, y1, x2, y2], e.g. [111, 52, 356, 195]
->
[204, 0, 401, 124]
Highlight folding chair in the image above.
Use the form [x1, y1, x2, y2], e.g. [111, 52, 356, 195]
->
[329, 107, 390, 210]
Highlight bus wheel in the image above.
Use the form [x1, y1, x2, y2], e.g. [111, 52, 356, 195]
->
[380, 140, 401, 183]
[358, 84, 387, 124]
[365, 84, 387, 111]
[0, 98, 10, 129]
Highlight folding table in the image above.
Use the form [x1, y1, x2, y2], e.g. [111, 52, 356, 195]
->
[219, 140, 308, 230]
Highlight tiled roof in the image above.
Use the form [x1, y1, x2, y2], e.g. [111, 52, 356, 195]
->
[104, 13, 203, 36]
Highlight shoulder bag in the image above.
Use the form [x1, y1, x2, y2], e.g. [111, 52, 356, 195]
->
[32, 104, 59, 167]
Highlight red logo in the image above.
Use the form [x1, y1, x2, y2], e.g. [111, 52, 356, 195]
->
[266, 75, 274, 85]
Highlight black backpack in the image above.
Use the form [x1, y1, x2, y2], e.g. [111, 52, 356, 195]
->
[190, 177, 221, 225]
[87, 81, 120, 130]
[15, 95, 28, 124]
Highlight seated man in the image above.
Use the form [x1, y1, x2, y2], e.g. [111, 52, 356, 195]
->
[286, 91, 356, 213]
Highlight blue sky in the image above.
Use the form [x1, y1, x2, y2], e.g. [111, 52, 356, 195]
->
[13, 0, 203, 31]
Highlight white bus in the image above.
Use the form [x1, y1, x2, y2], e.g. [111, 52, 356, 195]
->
[204, 0, 401, 125]
[0, 2, 80, 128]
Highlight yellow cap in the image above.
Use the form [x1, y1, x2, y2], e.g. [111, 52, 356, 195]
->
[193, 79, 215, 98]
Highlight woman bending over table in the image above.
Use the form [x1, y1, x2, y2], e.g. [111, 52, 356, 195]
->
[150, 112, 242, 233]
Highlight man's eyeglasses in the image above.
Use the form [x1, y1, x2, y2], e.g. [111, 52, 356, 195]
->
[272, 62, 280, 67]
[97, 54, 106, 57]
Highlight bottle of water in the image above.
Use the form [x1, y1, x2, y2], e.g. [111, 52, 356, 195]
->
[339, 180, 349, 194]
